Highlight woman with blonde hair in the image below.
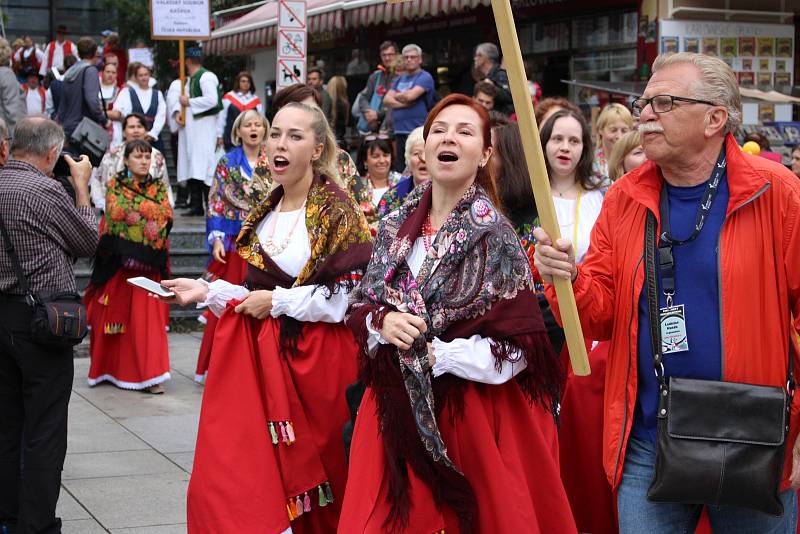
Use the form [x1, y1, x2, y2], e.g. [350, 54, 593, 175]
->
[164, 101, 372, 533]
[194, 108, 271, 383]
[607, 129, 646, 181]
[327, 75, 349, 148]
[593, 103, 634, 183]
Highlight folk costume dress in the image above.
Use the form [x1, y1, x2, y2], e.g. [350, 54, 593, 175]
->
[342, 182, 576, 534]
[552, 187, 617, 534]
[90, 144, 173, 211]
[376, 175, 415, 218]
[216, 90, 263, 152]
[349, 171, 402, 228]
[85, 171, 173, 389]
[176, 68, 223, 186]
[194, 145, 272, 382]
[186, 174, 373, 534]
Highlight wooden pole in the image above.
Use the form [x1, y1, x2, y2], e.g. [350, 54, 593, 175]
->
[179, 39, 186, 123]
[490, 0, 591, 375]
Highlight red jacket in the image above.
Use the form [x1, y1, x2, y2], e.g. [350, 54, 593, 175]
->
[546, 134, 800, 491]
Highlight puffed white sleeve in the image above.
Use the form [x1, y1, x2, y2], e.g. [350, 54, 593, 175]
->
[431, 334, 527, 385]
[270, 284, 350, 323]
[365, 311, 390, 354]
[198, 279, 250, 317]
[189, 73, 220, 114]
[114, 87, 132, 117]
[147, 91, 166, 139]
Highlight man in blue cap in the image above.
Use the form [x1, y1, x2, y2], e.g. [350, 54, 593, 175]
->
[172, 46, 222, 216]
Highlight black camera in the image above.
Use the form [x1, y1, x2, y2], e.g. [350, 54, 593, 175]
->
[52, 149, 80, 202]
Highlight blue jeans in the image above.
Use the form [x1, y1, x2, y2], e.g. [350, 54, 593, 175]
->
[618, 437, 798, 534]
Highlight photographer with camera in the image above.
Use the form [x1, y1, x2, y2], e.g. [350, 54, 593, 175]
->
[0, 116, 97, 534]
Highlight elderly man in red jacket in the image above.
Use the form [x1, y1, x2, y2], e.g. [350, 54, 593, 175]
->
[535, 52, 800, 533]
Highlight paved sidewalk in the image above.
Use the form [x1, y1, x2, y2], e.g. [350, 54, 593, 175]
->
[58, 332, 204, 533]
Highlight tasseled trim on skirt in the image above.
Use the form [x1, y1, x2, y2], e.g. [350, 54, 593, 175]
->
[268, 420, 296, 445]
[286, 482, 335, 521]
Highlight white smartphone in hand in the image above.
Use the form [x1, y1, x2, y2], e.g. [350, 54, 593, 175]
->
[126, 277, 175, 298]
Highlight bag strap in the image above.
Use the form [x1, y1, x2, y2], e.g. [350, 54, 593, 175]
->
[82, 66, 108, 123]
[644, 210, 664, 386]
[0, 211, 35, 304]
[644, 209, 795, 397]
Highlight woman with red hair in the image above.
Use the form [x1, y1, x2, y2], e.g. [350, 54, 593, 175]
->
[340, 94, 576, 533]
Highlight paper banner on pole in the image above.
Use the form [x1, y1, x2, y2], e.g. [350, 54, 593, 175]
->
[150, 0, 211, 40]
[128, 48, 154, 67]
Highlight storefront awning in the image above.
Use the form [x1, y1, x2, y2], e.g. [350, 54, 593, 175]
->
[739, 87, 800, 104]
[207, 0, 492, 55]
[561, 79, 647, 98]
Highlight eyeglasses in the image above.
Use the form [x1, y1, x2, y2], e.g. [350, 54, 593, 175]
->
[363, 134, 390, 142]
[631, 94, 718, 117]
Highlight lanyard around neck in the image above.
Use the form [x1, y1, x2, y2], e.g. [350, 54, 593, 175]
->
[657, 146, 727, 304]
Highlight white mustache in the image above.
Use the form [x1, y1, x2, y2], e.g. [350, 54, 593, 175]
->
[639, 123, 665, 134]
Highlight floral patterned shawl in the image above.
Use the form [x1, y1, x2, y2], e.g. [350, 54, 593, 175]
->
[347, 181, 560, 532]
[91, 170, 173, 287]
[206, 145, 271, 252]
[236, 174, 373, 291]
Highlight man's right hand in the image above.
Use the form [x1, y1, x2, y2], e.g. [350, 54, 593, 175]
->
[380, 311, 428, 351]
[64, 154, 92, 192]
[364, 109, 378, 123]
[532, 227, 577, 284]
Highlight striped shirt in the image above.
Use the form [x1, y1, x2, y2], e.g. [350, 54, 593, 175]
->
[0, 159, 98, 294]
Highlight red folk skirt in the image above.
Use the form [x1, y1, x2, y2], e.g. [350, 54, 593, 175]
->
[559, 340, 618, 534]
[187, 303, 358, 534]
[338, 383, 578, 534]
[85, 268, 171, 389]
[194, 253, 248, 382]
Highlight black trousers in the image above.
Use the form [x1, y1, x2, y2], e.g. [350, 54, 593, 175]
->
[0, 300, 73, 534]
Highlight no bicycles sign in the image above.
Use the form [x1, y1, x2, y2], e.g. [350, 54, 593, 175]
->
[276, 0, 307, 89]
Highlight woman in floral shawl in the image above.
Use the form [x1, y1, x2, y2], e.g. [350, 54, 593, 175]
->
[194, 108, 271, 383]
[163, 102, 372, 533]
[85, 139, 173, 394]
[341, 94, 576, 534]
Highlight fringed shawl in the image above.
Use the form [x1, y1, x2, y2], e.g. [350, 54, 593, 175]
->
[91, 171, 172, 287]
[346, 181, 561, 532]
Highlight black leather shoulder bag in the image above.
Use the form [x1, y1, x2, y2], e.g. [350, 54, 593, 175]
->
[643, 210, 793, 516]
[0, 213, 88, 348]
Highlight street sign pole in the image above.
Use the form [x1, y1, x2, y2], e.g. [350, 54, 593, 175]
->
[276, 0, 307, 89]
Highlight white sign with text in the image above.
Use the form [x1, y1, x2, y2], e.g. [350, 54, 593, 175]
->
[150, 0, 211, 40]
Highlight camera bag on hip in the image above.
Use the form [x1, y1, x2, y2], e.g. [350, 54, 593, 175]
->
[643, 211, 792, 516]
[0, 214, 87, 348]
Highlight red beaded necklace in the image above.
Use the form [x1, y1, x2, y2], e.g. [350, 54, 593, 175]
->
[422, 213, 438, 251]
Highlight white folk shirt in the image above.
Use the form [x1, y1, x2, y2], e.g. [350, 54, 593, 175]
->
[24, 86, 53, 117]
[215, 91, 264, 139]
[175, 71, 220, 185]
[366, 235, 527, 384]
[552, 188, 604, 264]
[115, 85, 167, 140]
[202, 208, 351, 323]
[39, 40, 77, 76]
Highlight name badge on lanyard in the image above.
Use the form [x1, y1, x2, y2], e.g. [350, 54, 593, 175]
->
[660, 304, 689, 354]
[656, 146, 727, 356]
